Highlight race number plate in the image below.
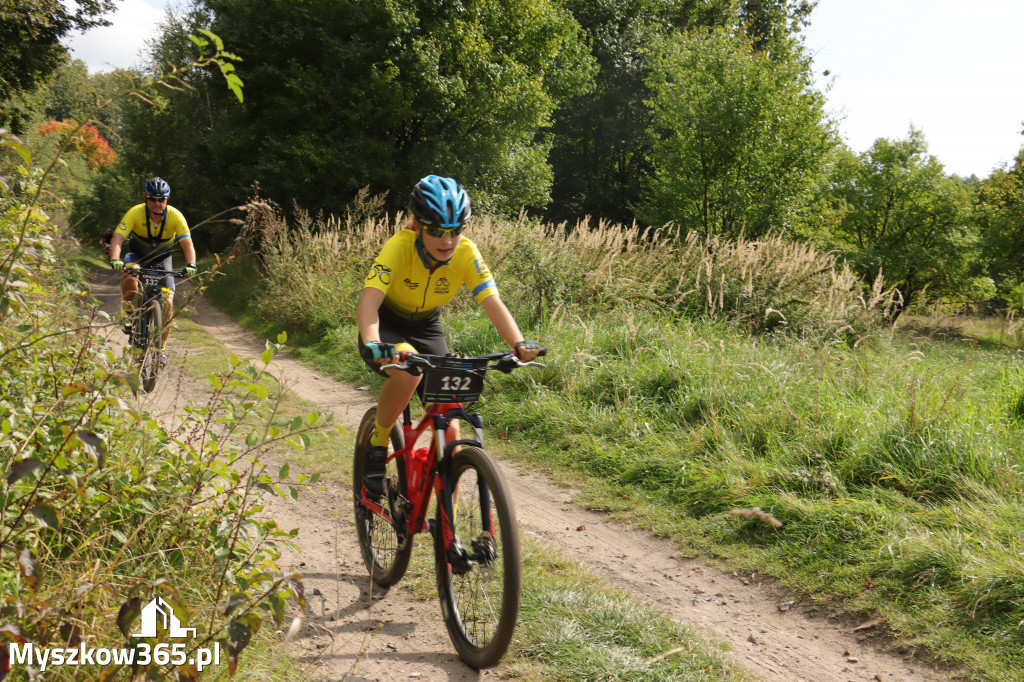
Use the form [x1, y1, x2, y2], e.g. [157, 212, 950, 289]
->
[140, 273, 164, 288]
[421, 369, 484, 404]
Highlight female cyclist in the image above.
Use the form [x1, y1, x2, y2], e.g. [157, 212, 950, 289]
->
[356, 175, 540, 498]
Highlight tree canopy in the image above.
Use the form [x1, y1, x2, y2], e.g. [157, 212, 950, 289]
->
[192, 0, 594, 217]
[0, 0, 116, 131]
[977, 147, 1024, 309]
[16, 0, 1024, 321]
[642, 25, 834, 239]
[825, 129, 980, 320]
[545, 0, 820, 225]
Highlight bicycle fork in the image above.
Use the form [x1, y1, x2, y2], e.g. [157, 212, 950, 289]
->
[431, 410, 494, 574]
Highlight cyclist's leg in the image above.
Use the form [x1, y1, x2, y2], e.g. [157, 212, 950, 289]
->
[412, 321, 462, 446]
[119, 252, 140, 334]
[357, 326, 420, 497]
[120, 252, 140, 304]
[160, 289, 174, 345]
[372, 346, 420, 444]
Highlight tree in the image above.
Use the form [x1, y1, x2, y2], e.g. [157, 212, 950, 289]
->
[65, 20, 245, 249]
[642, 25, 834, 238]
[0, 0, 116, 129]
[546, 0, 817, 226]
[738, 0, 816, 52]
[977, 146, 1024, 309]
[45, 59, 127, 136]
[825, 129, 979, 322]
[188, 0, 594, 217]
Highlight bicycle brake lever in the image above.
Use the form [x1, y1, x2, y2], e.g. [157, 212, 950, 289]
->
[494, 356, 544, 373]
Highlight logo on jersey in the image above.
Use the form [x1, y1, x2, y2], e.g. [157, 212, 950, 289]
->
[434, 277, 451, 295]
[403, 278, 420, 289]
[367, 262, 391, 285]
[473, 258, 492, 279]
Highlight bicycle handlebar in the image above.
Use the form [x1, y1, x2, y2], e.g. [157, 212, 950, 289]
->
[118, 266, 193, 278]
[381, 348, 547, 374]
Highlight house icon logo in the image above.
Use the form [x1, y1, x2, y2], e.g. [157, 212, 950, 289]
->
[132, 597, 197, 638]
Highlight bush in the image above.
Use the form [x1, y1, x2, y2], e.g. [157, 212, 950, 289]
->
[2, 134, 325, 677]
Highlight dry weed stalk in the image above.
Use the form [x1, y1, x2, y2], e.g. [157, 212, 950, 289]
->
[729, 507, 784, 528]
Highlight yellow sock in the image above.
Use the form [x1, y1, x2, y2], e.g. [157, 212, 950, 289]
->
[370, 422, 391, 447]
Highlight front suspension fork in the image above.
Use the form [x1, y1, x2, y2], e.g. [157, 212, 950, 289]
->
[432, 410, 491, 571]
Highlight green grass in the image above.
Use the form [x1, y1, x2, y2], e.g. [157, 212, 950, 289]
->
[510, 538, 747, 681]
[899, 313, 1024, 351]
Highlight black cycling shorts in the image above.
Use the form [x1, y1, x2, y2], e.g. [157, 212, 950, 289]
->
[124, 239, 176, 289]
[357, 306, 449, 377]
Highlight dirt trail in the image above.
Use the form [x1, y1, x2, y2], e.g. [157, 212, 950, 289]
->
[92, 270, 959, 682]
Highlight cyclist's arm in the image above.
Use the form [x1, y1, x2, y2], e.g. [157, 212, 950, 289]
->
[480, 295, 539, 361]
[357, 287, 388, 347]
[178, 236, 197, 266]
[108, 232, 126, 262]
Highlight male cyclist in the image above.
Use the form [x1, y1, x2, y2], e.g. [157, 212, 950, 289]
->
[356, 175, 540, 499]
[108, 177, 197, 351]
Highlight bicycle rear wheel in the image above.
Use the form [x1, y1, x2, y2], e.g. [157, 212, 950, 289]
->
[135, 301, 162, 393]
[353, 406, 411, 587]
[435, 446, 521, 668]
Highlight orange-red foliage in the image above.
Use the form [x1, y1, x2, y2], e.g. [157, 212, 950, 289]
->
[38, 118, 117, 168]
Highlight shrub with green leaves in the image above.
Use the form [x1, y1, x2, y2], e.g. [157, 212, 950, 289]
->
[1, 132, 329, 678]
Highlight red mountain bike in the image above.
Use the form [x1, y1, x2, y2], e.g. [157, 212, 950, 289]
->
[353, 349, 545, 668]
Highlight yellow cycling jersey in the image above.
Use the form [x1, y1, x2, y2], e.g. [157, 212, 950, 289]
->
[363, 229, 498, 321]
[114, 204, 191, 250]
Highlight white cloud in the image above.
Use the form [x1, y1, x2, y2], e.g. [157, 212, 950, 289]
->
[63, 0, 170, 74]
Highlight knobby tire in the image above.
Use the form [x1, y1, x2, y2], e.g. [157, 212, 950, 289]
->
[135, 301, 162, 394]
[435, 446, 521, 669]
[353, 407, 411, 587]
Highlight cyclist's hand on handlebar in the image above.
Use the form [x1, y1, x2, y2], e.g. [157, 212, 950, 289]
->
[514, 340, 541, 362]
[363, 341, 398, 363]
[110, 259, 124, 270]
[185, 262, 198, 277]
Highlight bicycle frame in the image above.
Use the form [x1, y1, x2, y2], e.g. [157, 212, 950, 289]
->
[361, 400, 487, 555]
[124, 267, 185, 340]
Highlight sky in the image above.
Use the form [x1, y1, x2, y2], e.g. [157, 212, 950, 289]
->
[63, 0, 1024, 179]
[62, 0, 170, 74]
[801, 0, 1024, 178]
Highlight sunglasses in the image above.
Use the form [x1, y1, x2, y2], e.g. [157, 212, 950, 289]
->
[146, 196, 168, 203]
[424, 225, 465, 238]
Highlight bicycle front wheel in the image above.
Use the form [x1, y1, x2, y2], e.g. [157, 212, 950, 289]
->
[136, 301, 162, 393]
[352, 406, 411, 587]
[435, 446, 521, 668]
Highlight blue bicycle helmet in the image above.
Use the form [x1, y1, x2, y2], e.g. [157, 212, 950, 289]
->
[409, 175, 471, 228]
[144, 177, 171, 198]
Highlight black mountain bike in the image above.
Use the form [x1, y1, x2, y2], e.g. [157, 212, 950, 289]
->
[120, 266, 188, 393]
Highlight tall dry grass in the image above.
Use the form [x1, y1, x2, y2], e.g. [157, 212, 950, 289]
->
[248, 206, 895, 340]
